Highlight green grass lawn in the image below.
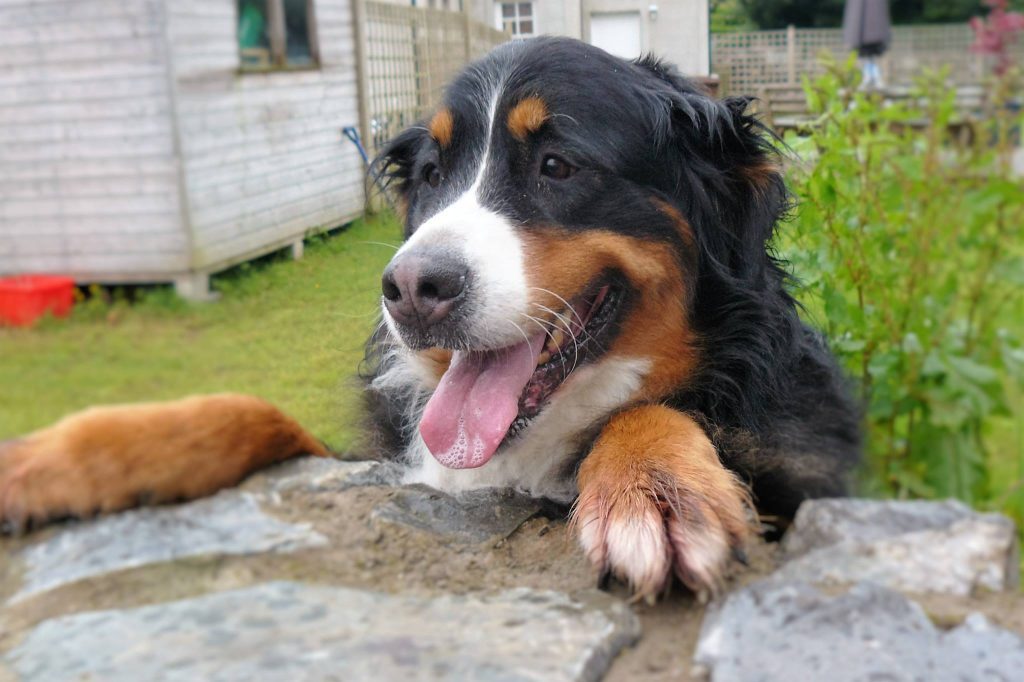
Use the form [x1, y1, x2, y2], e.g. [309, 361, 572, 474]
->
[0, 214, 403, 452]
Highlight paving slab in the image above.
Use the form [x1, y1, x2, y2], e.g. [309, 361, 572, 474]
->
[4, 581, 640, 682]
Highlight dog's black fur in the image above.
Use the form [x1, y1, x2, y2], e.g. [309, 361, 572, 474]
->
[368, 37, 861, 521]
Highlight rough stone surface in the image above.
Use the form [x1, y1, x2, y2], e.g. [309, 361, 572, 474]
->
[372, 484, 543, 544]
[247, 458, 398, 496]
[777, 499, 1019, 595]
[5, 581, 640, 682]
[2, 457, 1022, 682]
[10, 492, 325, 603]
[693, 581, 1024, 682]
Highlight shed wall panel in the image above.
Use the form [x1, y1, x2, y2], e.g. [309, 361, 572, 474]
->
[0, 0, 189, 278]
[168, 0, 365, 271]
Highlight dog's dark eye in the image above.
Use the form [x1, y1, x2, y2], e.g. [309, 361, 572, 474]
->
[541, 155, 575, 180]
[422, 163, 442, 188]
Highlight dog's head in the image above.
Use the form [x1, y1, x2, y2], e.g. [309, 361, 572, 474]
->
[372, 37, 786, 471]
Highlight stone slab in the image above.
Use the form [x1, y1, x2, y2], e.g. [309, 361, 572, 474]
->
[247, 457, 398, 496]
[778, 499, 1019, 595]
[10, 492, 325, 603]
[694, 580, 1024, 682]
[4, 582, 641, 682]
[372, 484, 543, 544]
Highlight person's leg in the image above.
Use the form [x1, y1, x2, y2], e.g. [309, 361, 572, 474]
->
[860, 59, 873, 89]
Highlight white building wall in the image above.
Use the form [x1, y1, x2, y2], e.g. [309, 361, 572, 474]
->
[166, 0, 366, 271]
[473, 1, 709, 76]
[533, 0, 581, 37]
[0, 0, 190, 280]
[583, 0, 709, 75]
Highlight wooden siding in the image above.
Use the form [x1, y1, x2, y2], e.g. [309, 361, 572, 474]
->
[167, 0, 365, 271]
[0, 0, 190, 279]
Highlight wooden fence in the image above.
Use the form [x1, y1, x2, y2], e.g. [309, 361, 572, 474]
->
[711, 23, 1021, 96]
[353, 1, 508, 159]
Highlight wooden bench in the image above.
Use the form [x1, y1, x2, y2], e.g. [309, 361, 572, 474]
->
[755, 82, 988, 137]
[755, 83, 811, 132]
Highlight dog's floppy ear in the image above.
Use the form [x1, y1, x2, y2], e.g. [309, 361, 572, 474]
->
[637, 57, 787, 278]
[369, 124, 429, 226]
[716, 95, 786, 208]
[690, 94, 788, 272]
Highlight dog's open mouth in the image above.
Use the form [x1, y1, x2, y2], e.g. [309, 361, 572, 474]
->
[511, 281, 622, 434]
[418, 278, 624, 469]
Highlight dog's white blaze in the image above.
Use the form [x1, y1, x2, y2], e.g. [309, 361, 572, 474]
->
[394, 194, 529, 349]
[385, 88, 529, 349]
[402, 356, 650, 501]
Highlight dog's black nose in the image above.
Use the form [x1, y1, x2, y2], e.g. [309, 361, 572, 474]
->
[382, 250, 468, 329]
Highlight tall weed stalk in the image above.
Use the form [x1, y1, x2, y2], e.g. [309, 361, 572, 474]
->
[780, 55, 1024, 525]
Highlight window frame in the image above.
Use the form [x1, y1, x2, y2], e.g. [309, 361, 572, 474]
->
[494, 2, 536, 38]
[237, 0, 321, 73]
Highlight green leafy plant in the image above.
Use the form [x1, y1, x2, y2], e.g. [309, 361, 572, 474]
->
[779, 55, 1024, 525]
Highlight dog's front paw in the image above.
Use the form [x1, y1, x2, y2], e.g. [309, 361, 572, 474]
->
[572, 470, 750, 600]
[570, 406, 753, 601]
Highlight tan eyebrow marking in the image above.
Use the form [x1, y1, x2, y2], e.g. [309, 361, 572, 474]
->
[428, 108, 454, 148]
[507, 96, 549, 140]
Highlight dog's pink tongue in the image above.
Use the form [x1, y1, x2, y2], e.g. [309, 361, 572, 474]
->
[419, 335, 543, 469]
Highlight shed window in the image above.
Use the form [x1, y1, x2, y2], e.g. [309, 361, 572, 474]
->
[238, 0, 319, 70]
[495, 2, 534, 37]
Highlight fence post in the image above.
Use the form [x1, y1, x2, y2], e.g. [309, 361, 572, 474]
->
[351, 0, 374, 210]
[786, 24, 796, 85]
[411, 9, 426, 119]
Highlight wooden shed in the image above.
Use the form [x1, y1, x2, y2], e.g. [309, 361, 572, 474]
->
[0, 0, 367, 298]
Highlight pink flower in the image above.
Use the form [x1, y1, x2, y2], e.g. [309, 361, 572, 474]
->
[969, 2, 1023, 74]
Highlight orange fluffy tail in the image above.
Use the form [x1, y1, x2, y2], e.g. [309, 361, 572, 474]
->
[0, 394, 329, 533]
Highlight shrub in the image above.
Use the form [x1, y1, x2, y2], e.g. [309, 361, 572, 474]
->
[779, 56, 1024, 524]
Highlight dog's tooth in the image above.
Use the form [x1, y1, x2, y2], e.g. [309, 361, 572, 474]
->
[537, 350, 551, 366]
[549, 328, 565, 351]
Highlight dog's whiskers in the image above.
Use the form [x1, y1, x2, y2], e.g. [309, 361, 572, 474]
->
[357, 241, 401, 251]
[508, 320, 534, 358]
[532, 303, 581, 375]
[530, 287, 585, 328]
[520, 313, 560, 350]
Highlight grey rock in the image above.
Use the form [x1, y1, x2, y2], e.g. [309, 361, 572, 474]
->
[4, 581, 641, 682]
[777, 498, 1019, 595]
[693, 580, 1024, 682]
[10, 492, 325, 603]
[372, 484, 543, 544]
[247, 457, 398, 495]
[782, 499, 1000, 556]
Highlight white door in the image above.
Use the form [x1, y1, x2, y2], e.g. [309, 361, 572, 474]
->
[589, 11, 642, 60]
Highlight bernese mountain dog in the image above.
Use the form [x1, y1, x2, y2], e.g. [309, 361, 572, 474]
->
[0, 38, 860, 600]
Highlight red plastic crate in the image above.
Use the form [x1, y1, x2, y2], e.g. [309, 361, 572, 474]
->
[0, 275, 76, 327]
